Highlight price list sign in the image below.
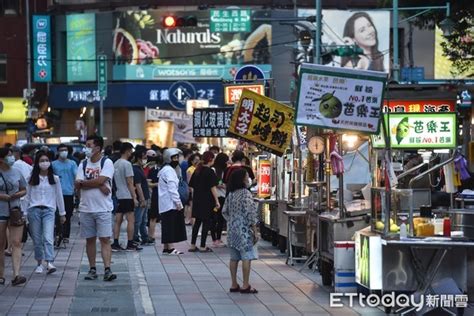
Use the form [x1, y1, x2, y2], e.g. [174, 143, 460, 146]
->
[193, 108, 234, 138]
[296, 63, 388, 134]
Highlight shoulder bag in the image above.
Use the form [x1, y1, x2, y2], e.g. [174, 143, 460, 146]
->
[0, 172, 25, 226]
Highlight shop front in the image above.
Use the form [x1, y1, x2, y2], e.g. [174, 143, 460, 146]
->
[0, 97, 28, 144]
[48, 81, 224, 144]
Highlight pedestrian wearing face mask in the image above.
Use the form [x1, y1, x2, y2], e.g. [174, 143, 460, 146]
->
[52, 144, 77, 244]
[132, 148, 152, 245]
[75, 135, 116, 282]
[26, 151, 66, 275]
[223, 150, 255, 187]
[158, 148, 186, 255]
[0, 147, 27, 286]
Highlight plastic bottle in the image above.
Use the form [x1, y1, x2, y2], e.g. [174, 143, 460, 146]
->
[443, 217, 451, 237]
[400, 219, 407, 239]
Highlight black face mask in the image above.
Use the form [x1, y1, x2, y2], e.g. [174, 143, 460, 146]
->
[170, 161, 179, 168]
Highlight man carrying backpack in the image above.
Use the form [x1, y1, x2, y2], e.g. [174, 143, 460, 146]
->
[75, 135, 116, 281]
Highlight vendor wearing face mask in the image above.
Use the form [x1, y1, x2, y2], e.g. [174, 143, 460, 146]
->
[52, 144, 77, 244]
[26, 151, 66, 275]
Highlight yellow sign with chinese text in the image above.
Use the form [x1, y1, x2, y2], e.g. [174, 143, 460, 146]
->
[0, 98, 27, 123]
[227, 89, 294, 156]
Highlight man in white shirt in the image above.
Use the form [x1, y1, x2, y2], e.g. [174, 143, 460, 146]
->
[75, 135, 116, 282]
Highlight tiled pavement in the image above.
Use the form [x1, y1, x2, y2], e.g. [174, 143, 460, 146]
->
[0, 217, 387, 315]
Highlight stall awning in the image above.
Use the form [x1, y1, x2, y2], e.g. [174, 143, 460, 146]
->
[0, 98, 27, 123]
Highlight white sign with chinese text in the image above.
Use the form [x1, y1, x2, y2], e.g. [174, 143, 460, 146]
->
[296, 64, 387, 134]
[186, 99, 209, 116]
[146, 108, 189, 122]
[372, 113, 457, 149]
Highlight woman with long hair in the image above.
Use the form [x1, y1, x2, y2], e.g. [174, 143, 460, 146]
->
[188, 151, 219, 252]
[341, 12, 384, 72]
[211, 153, 229, 247]
[0, 147, 27, 286]
[27, 151, 65, 274]
[222, 168, 259, 294]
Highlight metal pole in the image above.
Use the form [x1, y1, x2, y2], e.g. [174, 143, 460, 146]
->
[26, 0, 32, 142]
[392, 0, 400, 82]
[99, 97, 104, 137]
[315, 0, 322, 64]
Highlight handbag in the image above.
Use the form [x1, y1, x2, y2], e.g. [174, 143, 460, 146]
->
[0, 172, 25, 227]
[178, 177, 189, 206]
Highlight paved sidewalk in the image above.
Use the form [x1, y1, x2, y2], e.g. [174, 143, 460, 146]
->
[0, 216, 386, 316]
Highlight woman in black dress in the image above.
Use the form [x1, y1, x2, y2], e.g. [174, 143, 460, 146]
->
[188, 151, 219, 252]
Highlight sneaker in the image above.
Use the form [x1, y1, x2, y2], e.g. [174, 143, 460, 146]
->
[126, 243, 143, 251]
[47, 262, 57, 275]
[111, 243, 125, 252]
[84, 269, 98, 280]
[141, 238, 155, 246]
[35, 265, 44, 274]
[103, 270, 117, 282]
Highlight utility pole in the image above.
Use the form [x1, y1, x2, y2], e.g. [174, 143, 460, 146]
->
[392, 0, 400, 82]
[26, 0, 33, 142]
[314, 0, 322, 64]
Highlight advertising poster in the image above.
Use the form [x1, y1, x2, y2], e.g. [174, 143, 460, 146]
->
[383, 99, 455, 113]
[32, 15, 52, 82]
[112, 10, 272, 80]
[193, 108, 234, 138]
[435, 26, 472, 79]
[257, 160, 271, 198]
[296, 63, 387, 134]
[67, 13, 96, 82]
[172, 114, 194, 144]
[298, 10, 390, 73]
[227, 89, 295, 156]
[372, 113, 457, 149]
[224, 84, 265, 105]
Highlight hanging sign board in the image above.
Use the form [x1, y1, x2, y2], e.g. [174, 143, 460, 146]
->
[257, 160, 271, 198]
[296, 63, 387, 134]
[383, 99, 455, 113]
[372, 113, 457, 149]
[224, 84, 265, 105]
[186, 99, 209, 116]
[227, 89, 294, 156]
[193, 108, 233, 138]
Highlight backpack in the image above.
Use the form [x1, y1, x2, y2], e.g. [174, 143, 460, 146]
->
[82, 157, 110, 185]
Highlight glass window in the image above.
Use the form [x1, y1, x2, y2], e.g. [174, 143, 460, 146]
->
[0, 0, 20, 16]
[0, 54, 6, 83]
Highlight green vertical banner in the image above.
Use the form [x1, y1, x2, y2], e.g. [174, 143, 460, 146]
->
[97, 55, 107, 98]
[66, 13, 96, 82]
[32, 15, 52, 82]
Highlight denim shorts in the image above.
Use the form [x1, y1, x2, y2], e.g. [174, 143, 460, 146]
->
[79, 212, 112, 238]
[229, 246, 258, 261]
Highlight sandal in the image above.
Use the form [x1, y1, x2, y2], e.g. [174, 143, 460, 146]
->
[229, 285, 240, 293]
[11, 275, 26, 286]
[240, 286, 258, 294]
[188, 247, 198, 252]
[163, 248, 183, 255]
[199, 247, 213, 253]
[0, 277, 5, 285]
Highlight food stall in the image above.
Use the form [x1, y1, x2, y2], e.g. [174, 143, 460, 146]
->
[355, 104, 474, 314]
[294, 64, 388, 283]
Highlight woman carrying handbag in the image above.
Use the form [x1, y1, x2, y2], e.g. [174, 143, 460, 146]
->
[0, 147, 27, 286]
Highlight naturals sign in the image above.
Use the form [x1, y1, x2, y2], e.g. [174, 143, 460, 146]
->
[296, 64, 387, 134]
[32, 15, 52, 82]
[372, 113, 457, 149]
[227, 89, 294, 156]
[112, 10, 271, 80]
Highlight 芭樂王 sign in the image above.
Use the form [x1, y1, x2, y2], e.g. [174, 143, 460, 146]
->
[372, 113, 457, 149]
[227, 89, 294, 156]
[210, 9, 251, 33]
[296, 63, 387, 134]
[193, 108, 234, 138]
[32, 15, 51, 82]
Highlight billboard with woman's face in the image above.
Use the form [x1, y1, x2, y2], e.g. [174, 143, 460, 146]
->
[298, 10, 390, 73]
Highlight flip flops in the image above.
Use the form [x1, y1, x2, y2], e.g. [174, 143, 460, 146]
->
[188, 247, 198, 252]
[240, 286, 258, 294]
[163, 248, 183, 255]
[229, 285, 240, 293]
[11, 275, 26, 286]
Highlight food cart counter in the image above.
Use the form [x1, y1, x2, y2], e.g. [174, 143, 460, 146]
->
[355, 228, 473, 294]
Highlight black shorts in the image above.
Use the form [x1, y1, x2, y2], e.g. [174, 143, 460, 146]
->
[116, 199, 134, 213]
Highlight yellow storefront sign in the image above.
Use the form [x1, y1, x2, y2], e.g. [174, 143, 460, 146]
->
[0, 98, 27, 123]
[227, 89, 294, 156]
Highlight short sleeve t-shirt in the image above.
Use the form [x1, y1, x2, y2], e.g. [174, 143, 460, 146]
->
[76, 157, 114, 213]
[52, 159, 77, 196]
[114, 158, 134, 199]
[223, 165, 255, 184]
[0, 168, 26, 217]
[133, 165, 150, 201]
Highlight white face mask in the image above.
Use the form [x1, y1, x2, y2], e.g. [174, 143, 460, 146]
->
[59, 151, 68, 159]
[84, 147, 93, 158]
[39, 161, 51, 170]
[5, 155, 15, 166]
